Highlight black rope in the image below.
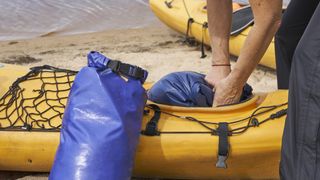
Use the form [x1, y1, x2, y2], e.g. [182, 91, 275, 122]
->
[144, 102, 288, 136]
[184, 18, 195, 45]
[182, 0, 192, 18]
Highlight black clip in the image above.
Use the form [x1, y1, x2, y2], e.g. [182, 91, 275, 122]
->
[128, 66, 144, 79]
[216, 155, 228, 168]
[107, 60, 121, 73]
[251, 118, 259, 127]
[21, 123, 32, 131]
[141, 105, 161, 136]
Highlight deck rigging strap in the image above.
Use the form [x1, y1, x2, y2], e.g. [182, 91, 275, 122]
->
[216, 122, 229, 168]
[184, 18, 196, 45]
[143, 103, 287, 169]
[200, 22, 208, 58]
[141, 104, 161, 136]
[143, 102, 288, 136]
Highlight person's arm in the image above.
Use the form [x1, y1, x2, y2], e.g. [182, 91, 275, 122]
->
[211, 0, 282, 106]
[204, 0, 232, 87]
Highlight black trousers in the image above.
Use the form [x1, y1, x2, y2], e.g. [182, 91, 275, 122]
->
[276, 0, 320, 179]
[275, 0, 320, 89]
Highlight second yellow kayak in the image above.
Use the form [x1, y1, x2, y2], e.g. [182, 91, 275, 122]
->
[150, 0, 277, 69]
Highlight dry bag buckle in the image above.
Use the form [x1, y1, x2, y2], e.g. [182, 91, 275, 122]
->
[108, 60, 121, 73]
[128, 66, 144, 79]
[216, 155, 227, 168]
[107, 60, 148, 83]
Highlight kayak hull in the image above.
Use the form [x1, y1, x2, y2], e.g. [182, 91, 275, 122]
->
[0, 64, 287, 179]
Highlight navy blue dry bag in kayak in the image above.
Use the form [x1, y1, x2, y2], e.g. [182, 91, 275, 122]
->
[148, 71, 252, 107]
[49, 51, 148, 180]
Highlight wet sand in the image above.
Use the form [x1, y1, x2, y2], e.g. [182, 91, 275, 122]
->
[0, 25, 277, 179]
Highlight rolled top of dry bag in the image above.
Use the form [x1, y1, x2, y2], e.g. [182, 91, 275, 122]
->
[88, 51, 148, 83]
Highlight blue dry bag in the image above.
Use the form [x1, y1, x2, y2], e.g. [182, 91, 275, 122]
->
[148, 71, 252, 107]
[49, 51, 148, 180]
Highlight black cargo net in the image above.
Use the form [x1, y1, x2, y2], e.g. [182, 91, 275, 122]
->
[0, 65, 77, 131]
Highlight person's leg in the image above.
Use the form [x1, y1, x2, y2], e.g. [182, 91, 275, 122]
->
[280, 2, 320, 179]
[275, 0, 320, 89]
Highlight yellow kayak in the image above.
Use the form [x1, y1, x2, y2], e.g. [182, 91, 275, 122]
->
[150, 0, 276, 69]
[0, 63, 287, 179]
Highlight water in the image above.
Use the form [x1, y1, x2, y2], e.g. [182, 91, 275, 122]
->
[0, 0, 292, 41]
[0, 0, 159, 41]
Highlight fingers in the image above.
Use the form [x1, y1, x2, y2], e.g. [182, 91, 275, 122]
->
[212, 79, 243, 107]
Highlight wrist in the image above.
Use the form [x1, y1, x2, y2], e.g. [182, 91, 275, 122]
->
[211, 55, 230, 65]
[209, 65, 231, 74]
[211, 63, 231, 67]
[228, 68, 247, 87]
[211, 59, 230, 65]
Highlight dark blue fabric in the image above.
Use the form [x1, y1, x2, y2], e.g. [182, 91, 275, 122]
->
[49, 51, 147, 180]
[148, 71, 253, 107]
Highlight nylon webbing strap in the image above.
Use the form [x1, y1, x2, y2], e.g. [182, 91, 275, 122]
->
[107, 60, 148, 83]
[184, 18, 195, 45]
[216, 122, 229, 168]
[141, 105, 161, 136]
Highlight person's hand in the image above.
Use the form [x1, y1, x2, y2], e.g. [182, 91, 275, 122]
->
[212, 75, 243, 107]
[205, 66, 231, 87]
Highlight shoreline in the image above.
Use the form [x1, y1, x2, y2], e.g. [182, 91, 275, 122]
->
[0, 26, 277, 92]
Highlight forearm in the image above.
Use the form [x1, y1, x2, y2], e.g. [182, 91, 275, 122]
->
[231, 21, 280, 83]
[207, 0, 232, 64]
[231, 0, 282, 85]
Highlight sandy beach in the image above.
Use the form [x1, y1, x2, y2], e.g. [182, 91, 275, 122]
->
[0, 25, 278, 179]
[0, 25, 277, 90]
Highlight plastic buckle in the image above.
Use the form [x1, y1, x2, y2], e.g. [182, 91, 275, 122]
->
[108, 60, 121, 73]
[128, 66, 148, 83]
[216, 155, 227, 168]
[130, 66, 143, 78]
[21, 123, 32, 131]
